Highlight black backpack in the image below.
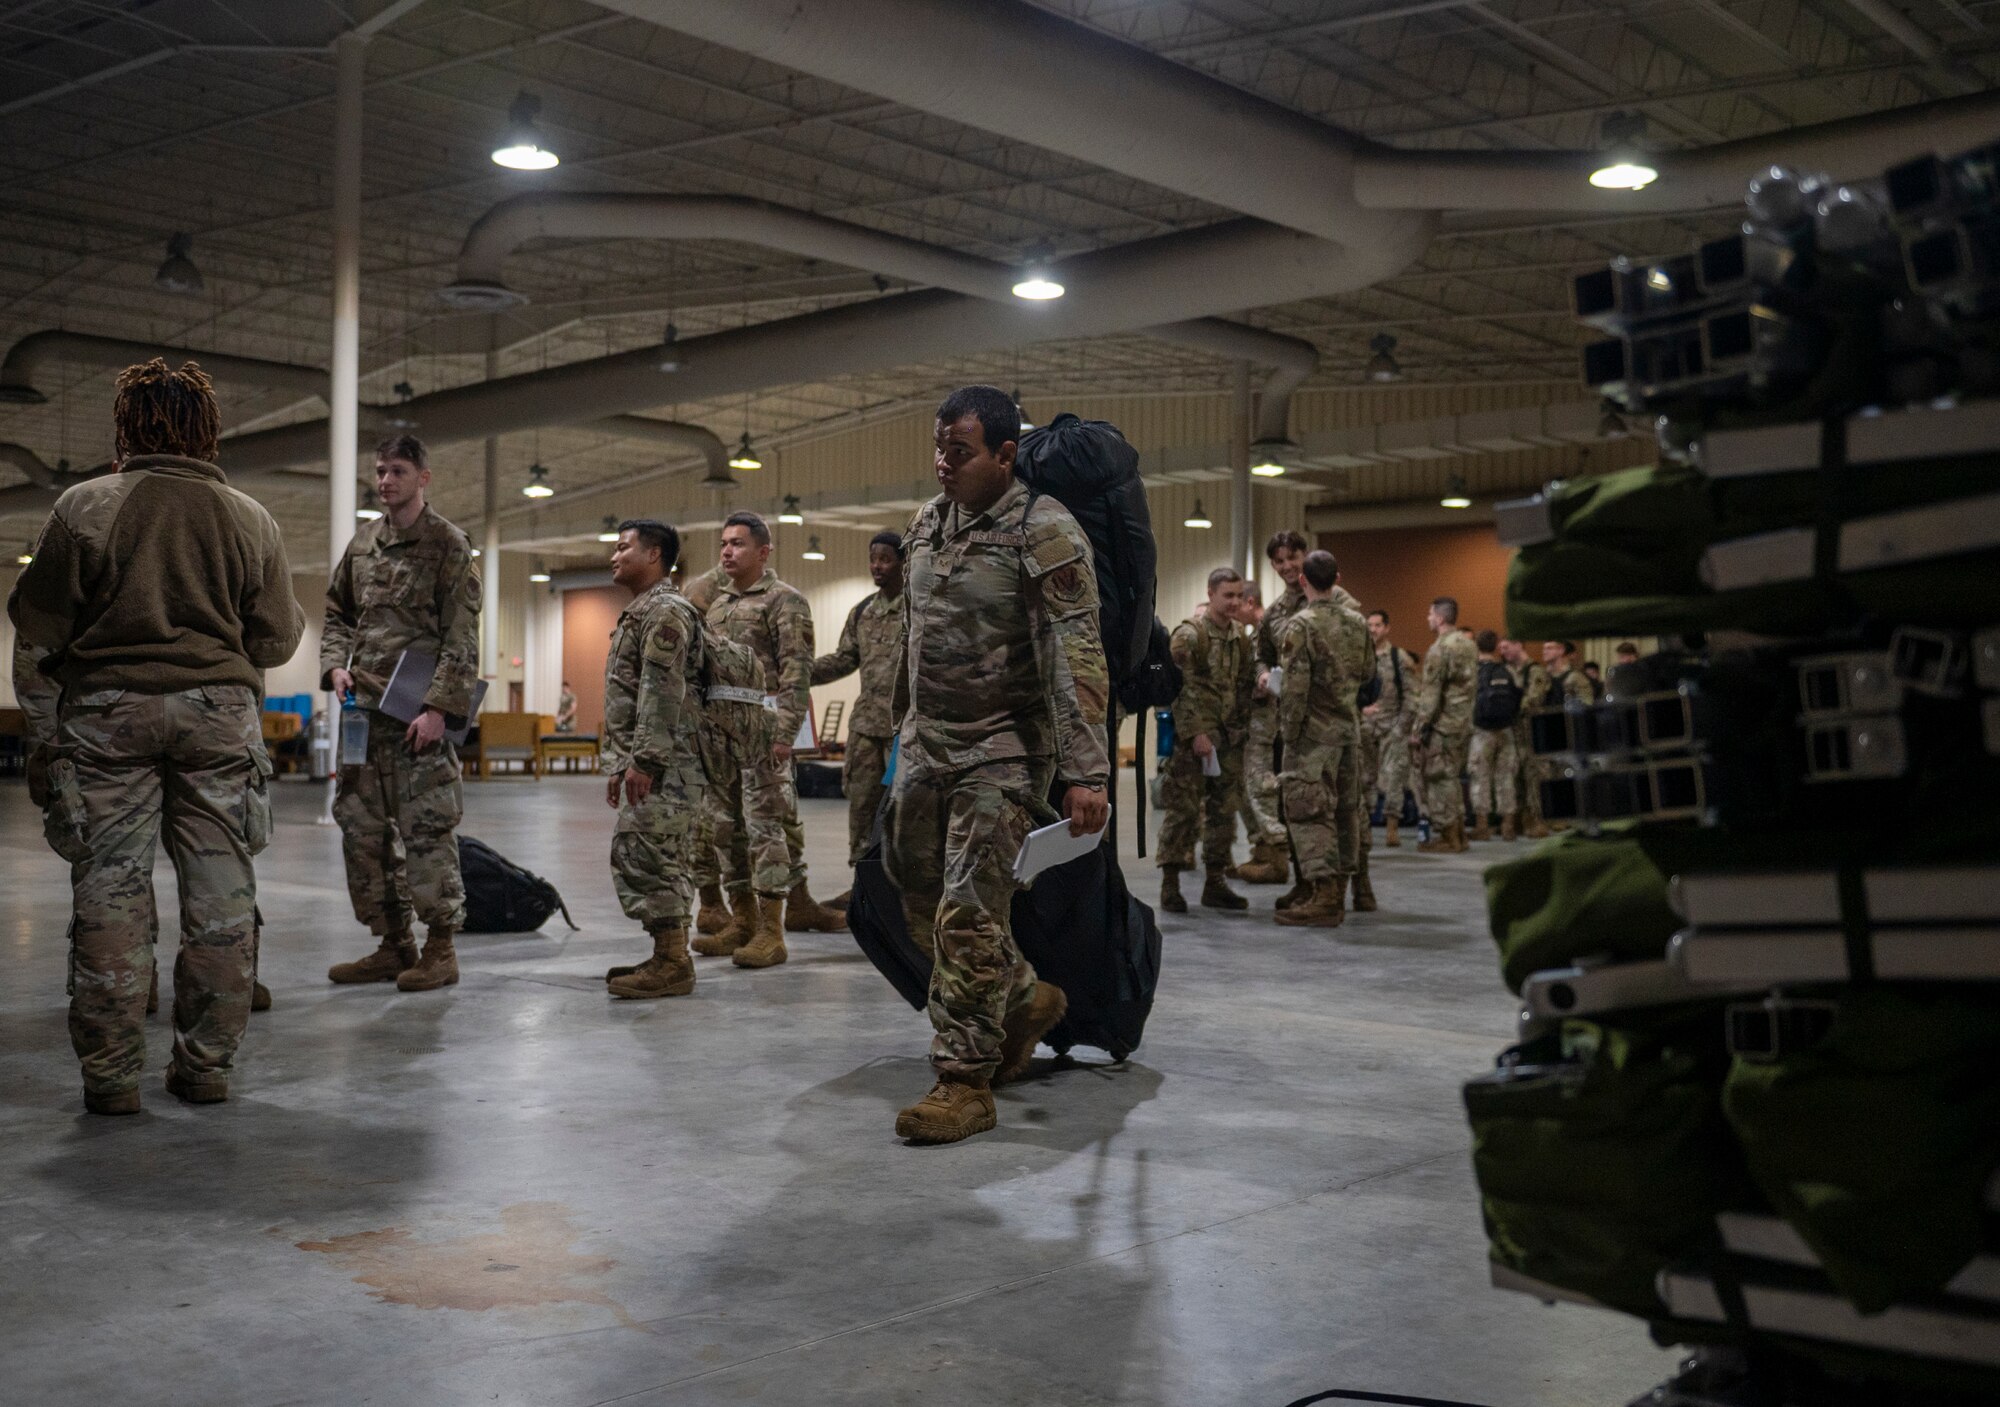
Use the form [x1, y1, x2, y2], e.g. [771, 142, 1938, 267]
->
[1474, 659, 1525, 730]
[458, 835, 576, 934]
[1015, 413, 1156, 694]
[1117, 616, 1183, 714]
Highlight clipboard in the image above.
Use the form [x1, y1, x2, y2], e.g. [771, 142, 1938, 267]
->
[379, 648, 487, 745]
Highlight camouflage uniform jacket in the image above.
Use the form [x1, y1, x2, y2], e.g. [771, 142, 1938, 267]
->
[601, 580, 705, 782]
[1513, 660, 1551, 708]
[1374, 641, 1422, 726]
[1255, 581, 1308, 670]
[897, 478, 1109, 788]
[1277, 597, 1372, 746]
[1542, 666, 1593, 709]
[811, 588, 905, 738]
[1415, 629, 1479, 739]
[320, 504, 481, 718]
[706, 567, 813, 746]
[681, 563, 725, 615]
[1168, 612, 1254, 741]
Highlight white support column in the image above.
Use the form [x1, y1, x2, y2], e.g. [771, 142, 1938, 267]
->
[322, 31, 365, 820]
[480, 331, 501, 703]
[1229, 360, 1252, 579]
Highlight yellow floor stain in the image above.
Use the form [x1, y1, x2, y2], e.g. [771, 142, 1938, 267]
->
[298, 1200, 637, 1325]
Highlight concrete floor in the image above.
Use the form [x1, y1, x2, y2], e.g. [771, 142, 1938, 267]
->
[0, 770, 1672, 1407]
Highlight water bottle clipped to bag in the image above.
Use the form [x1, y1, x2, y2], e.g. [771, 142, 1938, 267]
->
[339, 695, 369, 769]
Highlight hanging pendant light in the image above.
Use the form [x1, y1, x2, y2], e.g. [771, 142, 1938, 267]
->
[1589, 111, 1658, 191]
[492, 91, 559, 170]
[15, 543, 33, 566]
[521, 463, 554, 499]
[1440, 474, 1473, 510]
[727, 432, 763, 471]
[355, 488, 384, 521]
[1365, 333, 1403, 383]
[154, 233, 203, 295]
[778, 494, 804, 526]
[597, 515, 621, 543]
[801, 535, 826, 562]
[529, 560, 552, 583]
[1250, 438, 1296, 477]
[1184, 499, 1213, 529]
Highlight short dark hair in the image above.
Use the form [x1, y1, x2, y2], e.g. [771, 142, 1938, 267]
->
[374, 433, 427, 470]
[1582, 660, 1603, 674]
[1302, 549, 1338, 591]
[619, 517, 678, 570]
[869, 529, 904, 557]
[1432, 596, 1459, 624]
[722, 510, 771, 547]
[1265, 529, 1308, 560]
[1475, 629, 1500, 653]
[1368, 608, 1389, 625]
[935, 384, 1021, 454]
[1615, 640, 1640, 657]
[1206, 566, 1243, 592]
[1241, 581, 1262, 602]
[1557, 639, 1578, 655]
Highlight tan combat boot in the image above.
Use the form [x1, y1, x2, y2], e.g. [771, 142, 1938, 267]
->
[1275, 863, 1311, 910]
[84, 1087, 141, 1116]
[994, 982, 1068, 1086]
[395, 928, 458, 992]
[608, 927, 695, 999]
[785, 881, 849, 933]
[164, 1063, 227, 1104]
[1384, 816, 1400, 847]
[1234, 840, 1290, 885]
[1449, 820, 1471, 853]
[328, 932, 418, 984]
[1416, 822, 1456, 854]
[693, 884, 754, 957]
[733, 897, 789, 968]
[1524, 814, 1551, 839]
[895, 1074, 997, 1144]
[694, 883, 729, 936]
[1351, 869, 1378, 913]
[1470, 814, 1492, 842]
[1274, 878, 1345, 928]
[1501, 813, 1518, 841]
[252, 981, 272, 1012]
[1200, 865, 1249, 911]
[826, 889, 852, 911]
[1159, 866, 1188, 914]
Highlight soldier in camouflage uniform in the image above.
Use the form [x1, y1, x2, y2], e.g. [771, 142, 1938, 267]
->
[695, 510, 840, 968]
[1411, 596, 1478, 853]
[1533, 639, 1595, 834]
[1504, 639, 1551, 838]
[8, 358, 303, 1113]
[1158, 568, 1256, 914]
[1273, 551, 1373, 927]
[322, 434, 481, 994]
[678, 559, 732, 933]
[810, 530, 907, 885]
[1361, 609, 1421, 847]
[598, 520, 708, 1000]
[888, 387, 1109, 1145]
[1243, 530, 1309, 880]
[1466, 629, 1520, 841]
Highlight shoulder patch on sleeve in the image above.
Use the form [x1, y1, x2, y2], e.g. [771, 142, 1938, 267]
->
[1022, 519, 1085, 578]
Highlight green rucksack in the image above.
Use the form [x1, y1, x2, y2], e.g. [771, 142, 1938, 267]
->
[1465, 1009, 1752, 1319]
[1722, 986, 2000, 1314]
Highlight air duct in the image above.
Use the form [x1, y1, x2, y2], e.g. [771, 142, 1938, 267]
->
[0, 331, 329, 406]
[443, 191, 1320, 442]
[215, 216, 1411, 474]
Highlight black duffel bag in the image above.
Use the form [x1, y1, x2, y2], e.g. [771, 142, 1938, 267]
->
[847, 812, 1162, 1062]
[458, 835, 576, 934]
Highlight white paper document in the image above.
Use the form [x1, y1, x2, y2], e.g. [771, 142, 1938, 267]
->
[1201, 749, 1223, 777]
[1012, 808, 1112, 884]
[1265, 665, 1284, 697]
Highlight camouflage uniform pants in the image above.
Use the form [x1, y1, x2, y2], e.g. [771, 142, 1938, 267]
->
[611, 769, 705, 931]
[1364, 712, 1412, 811]
[333, 713, 465, 935]
[1280, 736, 1358, 882]
[1420, 729, 1472, 829]
[49, 686, 269, 1096]
[707, 738, 797, 898]
[1156, 733, 1244, 871]
[886, 757, 1052, 1082]
[1513, 718, 1544, 826]
[1240, 701, 1287, 848]
[842, 732, 893, 865]
[1467, 727, 1519, 821]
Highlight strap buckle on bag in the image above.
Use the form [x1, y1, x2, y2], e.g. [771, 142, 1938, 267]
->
[1726, 994, 1837, 1063]
[1538, 755, 1713, 827]
[1794, 651, 1901, 718]
[1888, 626, 1970, 698]
[1801, 714, 1907, 781]
[1529, 686, 1707, 761]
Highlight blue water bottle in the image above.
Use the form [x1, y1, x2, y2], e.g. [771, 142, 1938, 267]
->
[1417, 816, 1432, 845]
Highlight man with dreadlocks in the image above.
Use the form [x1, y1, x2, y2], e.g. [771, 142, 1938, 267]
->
[322, 434, 482, 994]
[9, 359, 304, 1114]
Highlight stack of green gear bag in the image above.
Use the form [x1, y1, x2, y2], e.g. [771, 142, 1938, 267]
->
[1464, 140, 2000, 1406]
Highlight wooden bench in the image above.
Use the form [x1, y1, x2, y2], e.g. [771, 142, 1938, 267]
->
[538, 731, 599, 773]
[470, 711, 543, 778]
